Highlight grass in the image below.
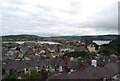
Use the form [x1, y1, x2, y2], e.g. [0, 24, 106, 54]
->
[48, 71, 58, 76]
[4, 71, 58, 80]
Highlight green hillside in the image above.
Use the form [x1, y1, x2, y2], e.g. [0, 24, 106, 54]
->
[51, 35, 119, 40]
[99, 37, 120, 55]
[2, 34, 119, 41]
[2, 34, 45, 41]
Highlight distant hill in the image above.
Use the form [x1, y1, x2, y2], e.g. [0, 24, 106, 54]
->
[2, 34, 119, 41]
[50, 35, 120, 40]
[2, 34, 45, 41]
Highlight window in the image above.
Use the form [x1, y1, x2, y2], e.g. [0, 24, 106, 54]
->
[26, 68, 29, 71]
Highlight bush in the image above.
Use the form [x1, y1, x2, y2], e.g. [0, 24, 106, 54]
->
[64, 51, 88, 58]
[5, 75, 20, 81]
[24, 73, 41, 79]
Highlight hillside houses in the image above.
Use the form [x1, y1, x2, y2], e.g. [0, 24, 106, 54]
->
[2, 40, 119, 80]
[48, 62, 119, 81]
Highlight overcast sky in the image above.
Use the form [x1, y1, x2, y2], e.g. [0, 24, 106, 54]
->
[0, 0, 119, 36]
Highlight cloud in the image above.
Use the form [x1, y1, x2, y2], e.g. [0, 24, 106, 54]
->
[0, 0, 119, 36]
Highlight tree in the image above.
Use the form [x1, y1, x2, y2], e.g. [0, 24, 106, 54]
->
[99, 37, 120, 56]
[64, 51, 88, 58]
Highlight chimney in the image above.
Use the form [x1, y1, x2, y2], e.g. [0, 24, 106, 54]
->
[59, 66, 63, 72]
[91, 60, 97, 67]
[64, 60, 73, 73]
[64, 61, 68, 72]
[36, 66, 41, 72]
[70, 57, 74, 61]
[70, 69, 74, 72]
[67, 67, 71, 73]
[41, 65, 48, 80]
[42, 65, 46, 71]
[80, 63, 88, 70]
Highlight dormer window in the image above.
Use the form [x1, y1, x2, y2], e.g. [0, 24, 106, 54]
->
[3, 63, 6, 65]
[103, 78, 107, 81]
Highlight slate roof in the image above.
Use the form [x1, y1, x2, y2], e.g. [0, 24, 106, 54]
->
[48, 62, 119, 80]
[68, 61, 78, 69]
[2, 60, 41, 70]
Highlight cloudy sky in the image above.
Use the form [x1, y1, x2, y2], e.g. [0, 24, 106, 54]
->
[0, 0, 119, 36]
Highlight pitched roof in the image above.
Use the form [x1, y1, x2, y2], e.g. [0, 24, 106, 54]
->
[48, 62, 119, 80]
[2, 60, 41, 70]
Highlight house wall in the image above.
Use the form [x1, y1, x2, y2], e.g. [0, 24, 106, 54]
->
[24, 68, 31, 74]
[87, 46, 96, 52]
[111, 74, 119, 80]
